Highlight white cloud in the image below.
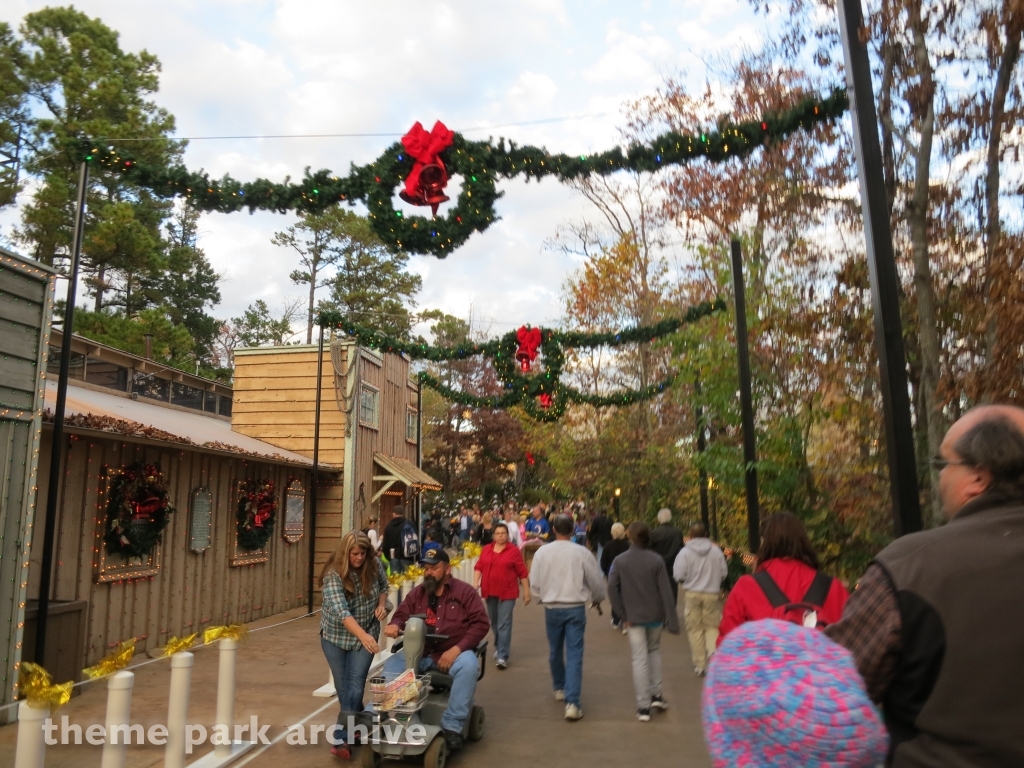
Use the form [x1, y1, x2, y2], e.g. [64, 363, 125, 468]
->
[0, 0, 775, 328]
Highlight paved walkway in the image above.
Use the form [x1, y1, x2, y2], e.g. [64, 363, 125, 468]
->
[1, 598, 712, 768]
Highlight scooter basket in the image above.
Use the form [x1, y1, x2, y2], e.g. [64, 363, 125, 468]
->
[365, 671, 430, 713]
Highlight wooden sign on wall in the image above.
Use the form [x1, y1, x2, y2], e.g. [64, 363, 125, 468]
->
[283, 480, 304, 543]
[189, 487, 213, 553]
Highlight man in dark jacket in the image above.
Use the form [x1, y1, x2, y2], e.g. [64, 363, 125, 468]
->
[381, 506, 412, 572]
[384, 549, 490, 751]
[827, 405, 1024, 766]
[649, 507, 684, 604]
[607, 522, 680, 722]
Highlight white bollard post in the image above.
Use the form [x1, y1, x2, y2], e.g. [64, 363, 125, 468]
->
[100, 671, 135, 768]
[13, 701, 48, 768]
[165, 652, 193, 768]
[214, 638, 238, 758]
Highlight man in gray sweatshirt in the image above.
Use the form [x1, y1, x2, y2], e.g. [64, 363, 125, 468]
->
[608, 521, 680, 721]
[530, 514, 607, 721]
[672, 522, 727, 675]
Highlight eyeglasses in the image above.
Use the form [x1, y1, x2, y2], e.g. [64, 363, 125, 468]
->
[930, 455, 971, 470]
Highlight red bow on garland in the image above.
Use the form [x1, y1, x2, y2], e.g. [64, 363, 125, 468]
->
[131, 494, 164, 520]
[399, 121, 455, 216]
[516, 326, 543, 372]
[538, 393, 553, 409]
[253, 502, 273, 528]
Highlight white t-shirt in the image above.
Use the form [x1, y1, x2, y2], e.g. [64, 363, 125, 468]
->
[505, 520, 522, 547]
[367, 529, 380, 551]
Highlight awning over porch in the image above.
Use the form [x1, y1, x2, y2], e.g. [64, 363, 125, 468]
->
[372, 453, 442, 502]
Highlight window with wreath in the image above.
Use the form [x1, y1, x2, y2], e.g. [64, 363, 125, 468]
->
[359, 384, 379, 428]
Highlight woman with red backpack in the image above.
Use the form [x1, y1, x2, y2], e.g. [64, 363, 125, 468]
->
[718, 512, 848, 645]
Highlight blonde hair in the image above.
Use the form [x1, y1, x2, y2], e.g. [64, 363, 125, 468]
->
[319, 531, 376, 596]
[611, 522, 626, 540]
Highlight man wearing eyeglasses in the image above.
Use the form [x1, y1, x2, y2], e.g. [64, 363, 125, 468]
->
[826, 405, 1024, 766]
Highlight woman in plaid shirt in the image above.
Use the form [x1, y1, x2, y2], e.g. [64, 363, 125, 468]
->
[319, 531, 389, 759]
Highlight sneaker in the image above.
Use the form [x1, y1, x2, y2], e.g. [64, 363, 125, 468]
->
[496, 658, 507, 670]
[330, 745, 352, 760]
[564, 703, 583, 721]
[650, 695, 668, 711]
[694, 666, 707, 677]
[554, 689, 565, 701]
[636, 708, 651, 722]
[441, 729, 464, 751]
[611, 619, 621, 630]
[621, 626, 628, 635]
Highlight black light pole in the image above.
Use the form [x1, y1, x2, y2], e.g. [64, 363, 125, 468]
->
[307, 323, 324, 613]
[837, 0, 922, 536]
[35, 159, 89, 663]
[695, 377, 710, 532]
[731, 239, 760, 555]
[613, 488, 621, 520]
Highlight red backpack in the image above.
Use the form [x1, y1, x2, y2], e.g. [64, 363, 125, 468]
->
[753, 570, 833, 629]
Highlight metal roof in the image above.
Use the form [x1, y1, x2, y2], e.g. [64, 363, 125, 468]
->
[373, 453, 442, 490]
[44, 380, 329, 468]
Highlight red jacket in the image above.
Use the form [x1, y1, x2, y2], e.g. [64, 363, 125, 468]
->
[390, 577, 490, 662]
[474, 543, 528, 600]
[717, 557, 849, 646]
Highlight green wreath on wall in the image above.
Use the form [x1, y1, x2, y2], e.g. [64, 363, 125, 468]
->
[104, 463, 175, 559]
[236, 479, 277, 551]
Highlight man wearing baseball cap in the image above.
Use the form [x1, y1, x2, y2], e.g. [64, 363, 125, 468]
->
[383, 548, 490, 751]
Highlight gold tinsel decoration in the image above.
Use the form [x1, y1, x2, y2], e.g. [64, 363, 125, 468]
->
[18, 663, 73, 710]
[161, 633, 198, 656]
[203, 624, 248, 645]
[83, 639, 136, 679]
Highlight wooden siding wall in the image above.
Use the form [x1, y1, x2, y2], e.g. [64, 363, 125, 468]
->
[355, 350, 420, 530]
[231, 344, 348, 595]
[29, 432, 311, 666]
[231, 345, 348, 468]
[0, 251, 52, 722]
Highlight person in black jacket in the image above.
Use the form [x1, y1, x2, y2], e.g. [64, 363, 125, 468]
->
[649, 508, 684, 605]
[588, 509, 614, 562]
[600, 522, 630, 630]
[382, 506, 412, 572]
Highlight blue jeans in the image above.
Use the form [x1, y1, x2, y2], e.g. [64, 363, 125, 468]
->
[486, 597, 515, 662]
[320, 637, 374, 736]
[383, 649, 478, 732]
[544, 606, 587, 707]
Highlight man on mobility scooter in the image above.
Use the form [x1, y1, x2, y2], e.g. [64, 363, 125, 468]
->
[383, 549, 490, 753]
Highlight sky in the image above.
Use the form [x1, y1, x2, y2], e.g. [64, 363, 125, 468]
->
[1, 0, 778, 337]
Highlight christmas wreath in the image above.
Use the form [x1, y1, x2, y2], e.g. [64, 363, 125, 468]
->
[236, 479, 276, 551]
[104, 463, 175, 559]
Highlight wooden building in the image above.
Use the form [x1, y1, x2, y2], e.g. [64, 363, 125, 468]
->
[232, 339, 440, 581]
[24, 332, 317, 680]
[0, 247, 54, 724]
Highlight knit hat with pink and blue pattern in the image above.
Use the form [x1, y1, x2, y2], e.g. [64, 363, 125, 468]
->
[702, 618, 888, 768]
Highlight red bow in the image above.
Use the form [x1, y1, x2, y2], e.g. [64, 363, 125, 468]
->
[538, 393, 553, 409]
[253, 502, 273, 528]
[131, 494, 163, 520]
[400, 121, 455, 215]
[516, 326, 542, 372]
[525, 451, 536, 466]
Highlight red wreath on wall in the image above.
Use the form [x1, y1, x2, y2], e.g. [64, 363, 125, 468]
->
[104, 463, 175, 559]
[237, 479, 276, 551]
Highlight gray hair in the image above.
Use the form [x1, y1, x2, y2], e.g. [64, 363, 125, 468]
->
[611, 522, 626, 539]
[954, 415, 1024, 498]
[656, 507, 672, 524]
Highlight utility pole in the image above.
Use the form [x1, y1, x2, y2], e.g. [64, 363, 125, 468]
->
[731, 239, 760, 554]
[837, 0, 922, 535]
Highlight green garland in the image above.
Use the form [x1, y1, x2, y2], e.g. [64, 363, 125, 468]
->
[319, 299, 725, 421]
[104, 462, 175, 559]
[73, 88, 848, 257]
[237, 479, 277, 551]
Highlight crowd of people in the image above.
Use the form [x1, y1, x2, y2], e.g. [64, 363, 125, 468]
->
[315, 404, 1024, 766]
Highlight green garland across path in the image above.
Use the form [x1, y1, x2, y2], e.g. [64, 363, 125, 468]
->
[75, 88, 848, 257]
[318, 298, 726, 421]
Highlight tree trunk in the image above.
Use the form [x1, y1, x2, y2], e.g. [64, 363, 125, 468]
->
[94, 265, 105, 312]
[907, 2, 944, 525]
[983, 3, 1023, 396]
[307, 263, 317, 344]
